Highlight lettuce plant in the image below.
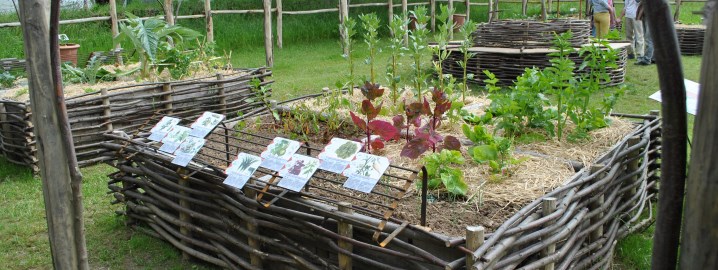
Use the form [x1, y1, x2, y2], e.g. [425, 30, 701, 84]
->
[423, 149, 467, 196]
[462, 124, 515, 175]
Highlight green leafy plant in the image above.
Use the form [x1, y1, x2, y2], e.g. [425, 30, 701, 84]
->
[247, 78, 280, 124]
[542, 32, 577, 141]
[462, 124, 516, 175]
[456, 19, 478, 104]
[386, 14, 408, 105]
[408, 6, 430, 98]
[340, 17, 358, 93]
[113, 13, 201, 79]
[359, 13, 381, 84]
[423, 149, 467, 197]
[157, 44, 195, 80]
[430, 5, 454, 94]
[349, 82, 399, 153]
[61, 55, 116, 85]
[0, 71, 16, 88]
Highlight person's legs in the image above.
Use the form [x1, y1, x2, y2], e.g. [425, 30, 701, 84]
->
[633, 19, 645, 58]
[625, 18, 636, 57]
[594, 12, 610, 38]
[642, 18, 654, 63]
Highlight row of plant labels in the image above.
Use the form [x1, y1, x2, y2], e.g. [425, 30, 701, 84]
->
[147, 114, 390, 194]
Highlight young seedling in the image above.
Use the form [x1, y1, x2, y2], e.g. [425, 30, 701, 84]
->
[456, 19, 478, 104]
[542, 32, 576, 141]
[408, 6, 430, 99]
[360, 13, 381, 84]
[400, 87, 461, 159]
[349, 82, 399, 153]
[386, 14, 409, 105]
[423, 149, 467, 197]
[340, 17, 358, 93]
[430, 5, 454, 92]
[462, 124, 517, 176]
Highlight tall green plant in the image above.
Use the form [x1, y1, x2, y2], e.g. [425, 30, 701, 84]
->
[408, 6, 430, 99]
[386, 14, 408, 105]
[359, 13, 381, 84]
[457, 19, 478, 104]
[542, 32, 576, 141]
[430, 5, 454, 92]
[340, 18, 358, 93]
[113, 13, 201, 79]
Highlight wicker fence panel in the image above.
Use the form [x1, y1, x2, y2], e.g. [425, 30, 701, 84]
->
[0, 67, 272, 171]
[103, 113, 661, 269]
[675, 24, 705, 55]
[473, 20, 591, 49]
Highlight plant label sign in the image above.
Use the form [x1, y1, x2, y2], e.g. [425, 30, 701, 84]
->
[159, 126, 191, 153]
[317, 138, 363, 174]
[190, 112, 225, 138]
[148, 116, 181, 141]
[342, 152, 390, 193]
[277, 154, 320, 192]
[171, 137, 206, 167]
[223, 153, 262, 189]
[260, 137, 302, 171]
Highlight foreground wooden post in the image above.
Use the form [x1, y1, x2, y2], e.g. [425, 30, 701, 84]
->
[244, 183, 263, 267]
[163, 0, 174, 25]
[680, 2, 717, 268]
[338, 202, 353, 270]
[465, 226, 484, 268]
[588, 165, 605, 243]
[19, 0, 88, 268]
[541, 197, 558, 270]
[626, 136, 642, 202]
[277, 0, 283, 48]
[204, 0, 214, 43]
[263, 0, 274, 67]
[177, 170, 191, 260]
[402, 0, 408, 45]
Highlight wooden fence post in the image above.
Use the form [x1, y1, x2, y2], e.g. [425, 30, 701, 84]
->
[541, 197, 558, 270]
[164, 0, 174, 25]
[448, 0, 454, 39]
[177, 170, 191, 261]
[277, 0, 283, 48]
[388, 0, 394, 36]
[244, 183, 263, 267]
[431, 0, 436, 31]
[338, 202, 353, 270]
[217, 73, 226, 116]
[263, 0, 274, 67]
[541, 0, 548, 21]
[588, 165, 605, 243]
[101, 89, 113, 131]
[109, 0, 122, 64]
[488, 0, 494, 22]
[466, 226, 484, 268]
[626, 136, 642, 202]
[465, 0, 471, 20]
[402, 0, 408, 45]
[162, 83, 173, 114]
[674, 0, 682, 22]
[204, 0, 214, 43]
[522, 0, 528, 16]
[339, 0, 349, 55]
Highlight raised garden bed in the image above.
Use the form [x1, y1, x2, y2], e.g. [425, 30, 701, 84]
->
[675, 24, 706, 55]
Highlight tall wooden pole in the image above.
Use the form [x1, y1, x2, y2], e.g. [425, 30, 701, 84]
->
[430, 0, 436, 31]
[204, 0, 214, 43]
[277, 0, 283, 48]
[388, 0, 394, 36]
[448, 0, 454, 39]
[339, 0, 349, 55]
[465, 0, 471, 20]
[164, 0, 174, 25]
[674, 0, 682, 22]
[402, 0, 408, 45]
[645, 0, 688, 268]
[680, 1, 717, 268]
[109, 0, 122, 64]
[18, 0, 87, 269]
[263, 0, 274, 67]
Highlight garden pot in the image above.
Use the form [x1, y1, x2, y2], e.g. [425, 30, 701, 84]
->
[453, 14, 467, 30]
[408, 14, 418, 30]
[59, 43, 80, 66]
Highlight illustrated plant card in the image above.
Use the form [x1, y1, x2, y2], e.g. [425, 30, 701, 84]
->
[342, 152, 390, 193]
[171, 137, 206, 166]
[277, 154, 320, 192]
[223, 153, 262, 189]
[259, 137, 302, 171]
[318, 138, 363, 173]
[190, 111, 225, 138]
[148, 116, 181, 141]
[159, 125, 191, 153]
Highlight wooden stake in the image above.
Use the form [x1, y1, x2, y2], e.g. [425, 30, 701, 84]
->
[465, 0, 470, 20]
[541, 197, 557, 270]
[388, 0, 394, 36]
[204, 0, 214, 43]
[487, 0, 494, 22]
[588, 165, 605, 243]
[109, 0, 122, 64]
[19, 0, 87, 268]
[448, 0, 454, 39]
[164, 0, 174, 25]
[162, 83, 173, 114]
[626, 136, 641, 201]
[263, 0, 274, 67]
[244, 182, 263, 268]
[522, 0, 528, 16]
[541, 0, 547, 21]
[217, 73, 226, 115]
[402, 0, 408, 45]
[178, 170, 191, 260]
[338, 202, 353, 270]
[277, 0, 283, 48]
[465, 226, 484, 268]
[101, 88, 113, 131]
[339, 0, 349, 55]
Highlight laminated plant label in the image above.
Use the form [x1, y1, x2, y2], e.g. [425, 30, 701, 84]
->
[223, 153, 262, 189]
[171, 137, 206, 166]
[260, 137, 302, 171]
[342, 152, 390, 193]
[318, 138, 363, 173]
[277, 154, 320, 192]
[159, 125, 191, 153]
[190, 111, 225, 138]
[148, 116, 181, 141]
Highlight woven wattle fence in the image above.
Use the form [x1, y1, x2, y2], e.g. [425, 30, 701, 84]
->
[675, 24, 706, 55]
[104, 112, 661, 269]
[440, 43, 629, 86]
[473, 20, 592, 49]
[0, 68, 272, 171]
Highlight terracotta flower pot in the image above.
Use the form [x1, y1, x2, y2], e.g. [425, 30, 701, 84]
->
[59, 43, 80, 66]
[453, 14, 467, 30]
[408, 14, 418, 30]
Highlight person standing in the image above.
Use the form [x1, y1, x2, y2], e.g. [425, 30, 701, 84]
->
[621, 0, 644, 59]
[592, 0, 617, 38]
[636, 2, 654, 65]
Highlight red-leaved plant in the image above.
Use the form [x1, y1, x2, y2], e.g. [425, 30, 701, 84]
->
[350, 82, 400, 153]
[398, 87, 461, 159]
